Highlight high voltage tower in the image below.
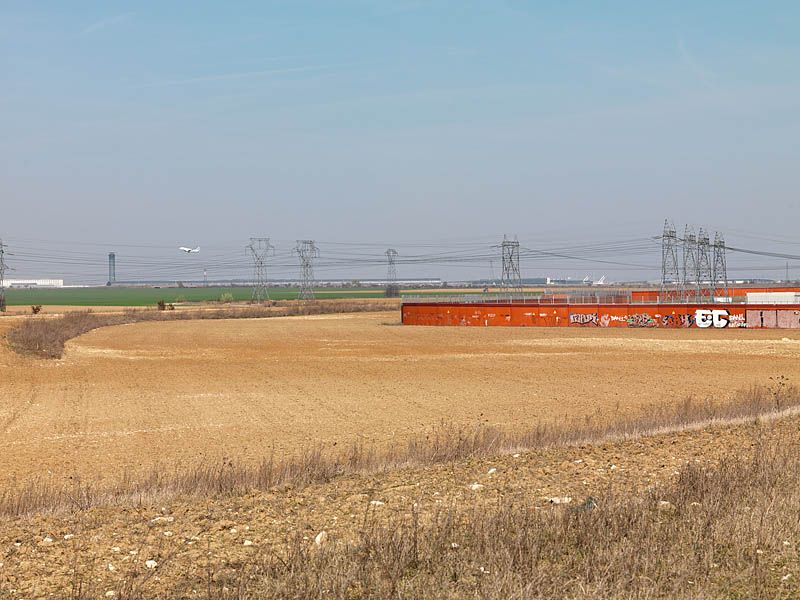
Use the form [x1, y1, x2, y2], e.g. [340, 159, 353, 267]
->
[660, 220, 681, 301]
[682, 225, 698, 300]
[712, 232, 729, 297]
[662, 222, 729, 302]
[497, 235, 522, 295]
[0, 239, 8, 312]
[246, 237, 274, 303]
[695, 228, 713, 301]
[386, 248, 398, 282]
[295, 240, 320, 300]
[385, 248, 400, 297]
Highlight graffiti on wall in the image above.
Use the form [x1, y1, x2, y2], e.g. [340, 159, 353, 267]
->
[696, 309, 730, 329]
[597, 314, 628, 327]
[729, 314, 746, 328]
[659, 314, 696, 328]
[403, 304, 766, 329]
[627, 313, 656, 328]
[569, 313, 599, 326]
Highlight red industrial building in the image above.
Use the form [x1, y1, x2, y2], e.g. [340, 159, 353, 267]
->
[402, 289, 800, 329]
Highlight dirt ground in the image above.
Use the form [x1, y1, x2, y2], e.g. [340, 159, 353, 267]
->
[2, 416, 797, 598]
[3, 311, 800, 596]
[1, 312, 800, 486]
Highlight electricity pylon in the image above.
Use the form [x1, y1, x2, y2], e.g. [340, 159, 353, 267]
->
[660, 220, 681, 302]
[246, 237, 274, 303]
[295, 240, 320, 300]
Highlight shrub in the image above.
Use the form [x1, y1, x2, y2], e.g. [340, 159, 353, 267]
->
[5, 300, 396, 359]
[6, 311, 111, 358]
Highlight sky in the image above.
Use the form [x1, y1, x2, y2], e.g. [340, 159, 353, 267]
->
[2, 1, 799, 283]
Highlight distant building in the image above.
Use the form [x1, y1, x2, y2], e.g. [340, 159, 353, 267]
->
[1, 279, 64, 288]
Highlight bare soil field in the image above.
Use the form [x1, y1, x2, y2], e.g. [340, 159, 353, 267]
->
[1, 312, 800, 486]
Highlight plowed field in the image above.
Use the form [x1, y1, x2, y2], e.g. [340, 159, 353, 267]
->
[2, 312, 800, 484]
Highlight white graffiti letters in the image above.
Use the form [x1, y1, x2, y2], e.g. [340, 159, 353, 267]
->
[695, 309, 730, 329]
[713, 310, 731, 328]
[569, 313, 599, 326]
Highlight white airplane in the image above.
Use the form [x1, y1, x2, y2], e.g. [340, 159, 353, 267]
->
[583, 275, 608, 286]
[178, 246, 200, 253]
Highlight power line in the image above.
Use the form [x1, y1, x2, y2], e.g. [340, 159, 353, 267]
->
[726, 245, 800, 261]
[4, 228, 798, 286]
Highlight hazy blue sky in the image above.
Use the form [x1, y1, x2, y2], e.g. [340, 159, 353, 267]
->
[2, 2, 799, 282]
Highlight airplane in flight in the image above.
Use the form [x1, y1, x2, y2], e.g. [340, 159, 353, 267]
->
[583, 274, 608, 286]
[178, 246, 200, 253]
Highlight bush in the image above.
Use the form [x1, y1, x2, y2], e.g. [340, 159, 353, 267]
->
[6, 311, 113, 358]
[5, 300, 396, 359]
[219, 292, 235, 303]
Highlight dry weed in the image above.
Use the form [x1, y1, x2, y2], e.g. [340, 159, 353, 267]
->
[0, 386, 796, 520]
[48, 419, 800, 599]
[5, 300, 394, 359]
[236, 423, 800, 599]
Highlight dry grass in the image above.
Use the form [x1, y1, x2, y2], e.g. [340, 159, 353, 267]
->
[230, 423, 800, 599]
[47, 406, 800, 599]
[4, 300, 395, 358]
[0, 385, 796, 521]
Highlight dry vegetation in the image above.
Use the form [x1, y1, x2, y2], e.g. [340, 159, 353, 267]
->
[4, 389, 800, 598]
[4, 300, 395, 358]
[3, 310, 800, 597]
[0, 384, 795, 519]
[229, 425, 800, 600]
